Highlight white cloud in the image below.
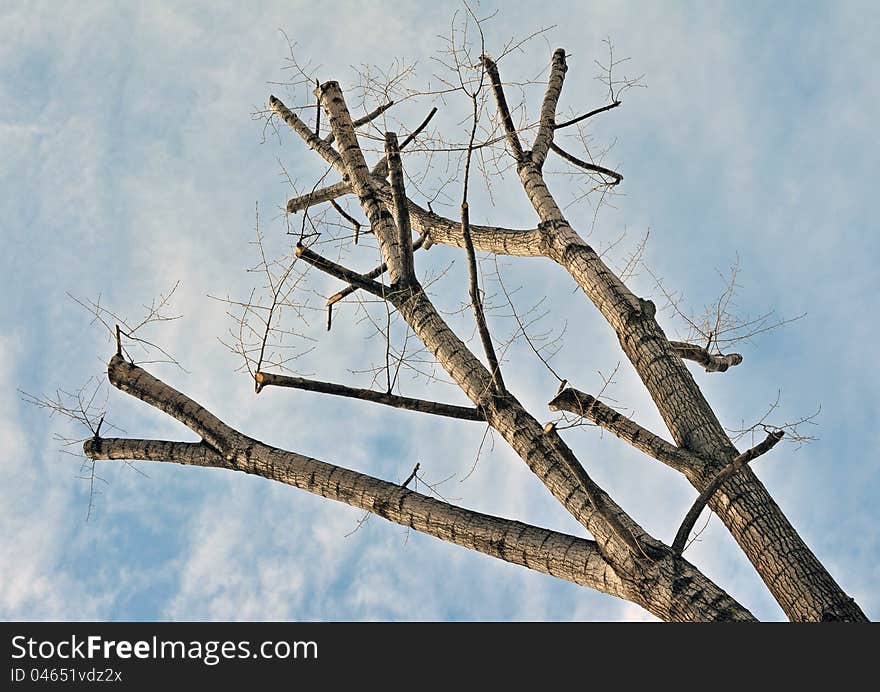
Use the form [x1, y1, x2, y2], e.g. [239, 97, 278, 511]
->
[1, 0, 876, 623]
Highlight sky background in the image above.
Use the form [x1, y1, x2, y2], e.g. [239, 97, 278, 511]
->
[1, 0, 877, 622]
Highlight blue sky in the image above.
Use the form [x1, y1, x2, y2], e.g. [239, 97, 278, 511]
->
[1, 0, 877, 621]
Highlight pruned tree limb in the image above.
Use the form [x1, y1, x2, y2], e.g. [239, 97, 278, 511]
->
[82, 436, 622, 603]
[269, 95, 345, 171]
[481, 54, 525, 162]
[86, 359, 755, 621]
[531, 48, 567, 168]
[548, 387, 700, 474]
[294, 243, 389, 299]
[254, 371, 485, 421]
[317, 81, 408, 286]
[326, 235, 427, 309]
[286, 106, 437, 214]
[672, 430, 784, 555]
[106, 355, 236, 457]
[670, 341, 743, 373]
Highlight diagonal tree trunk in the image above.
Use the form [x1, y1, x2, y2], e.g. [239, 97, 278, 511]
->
[268, 49, 865, 621]
[78, 36, 868, 622]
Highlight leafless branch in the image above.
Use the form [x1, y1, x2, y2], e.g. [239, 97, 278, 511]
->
[672, 431, 784, 555]
[254, 371, 484, 421]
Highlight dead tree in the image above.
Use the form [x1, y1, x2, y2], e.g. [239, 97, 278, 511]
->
[79, 35, 867, 621]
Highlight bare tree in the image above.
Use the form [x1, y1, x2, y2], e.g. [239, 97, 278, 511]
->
[65, 18, 866, 622]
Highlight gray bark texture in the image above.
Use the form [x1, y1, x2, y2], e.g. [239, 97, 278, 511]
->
[83, 46, 867, 622]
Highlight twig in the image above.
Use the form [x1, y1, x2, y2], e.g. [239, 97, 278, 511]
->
[555, 100, 621, 130]
[329, 199, 362, 244]
[401, 463, 420, 488]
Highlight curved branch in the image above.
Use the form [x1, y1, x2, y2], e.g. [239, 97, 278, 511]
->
[549, 143, 622, 183]
[672, 431, 784, 555]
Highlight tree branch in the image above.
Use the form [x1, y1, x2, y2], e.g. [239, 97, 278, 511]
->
[326, 235, 427, 309]
[317, 81, 407, 286]
[254, 372, 485, 421]
[83, 436, 624, 601]
[287, 180, 352, 214]
[287, 107, 437, 214]
[548, 387, 699, 474]
[549, 143, 622, 183]
[461, 202, 504, 393]
[323, 100, 394, 145]
[672, 430, 784, 555]
[670, 341, 743, 373]
[543, 424, 654, 558]
[554, 100, 621, 130]
[269, 95, 345, 171]
[294, 243, 389, 299]
[481, 54, 525, 162]
[385, 131, 416, 285]
[531, 48, 567, 168]
[106, 354, 237, 456]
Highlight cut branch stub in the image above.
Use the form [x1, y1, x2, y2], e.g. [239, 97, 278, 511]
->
[531, 48, 567, 168]
[670, 341, 743, 373]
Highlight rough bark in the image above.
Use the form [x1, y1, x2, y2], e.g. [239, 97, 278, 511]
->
[85, 356, 755, 621]
[267, 65, 868, 620]
[80, 42, 868, 622]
